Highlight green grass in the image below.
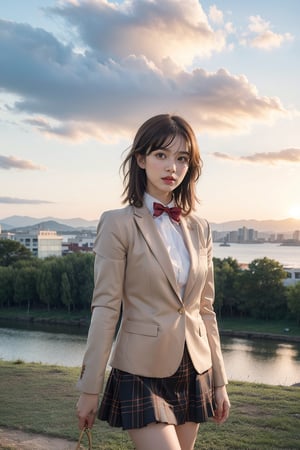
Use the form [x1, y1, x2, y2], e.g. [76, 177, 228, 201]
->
[219, 317, 300, 337]
[0, 361, 300, 449]
[0, 307, 91, 321]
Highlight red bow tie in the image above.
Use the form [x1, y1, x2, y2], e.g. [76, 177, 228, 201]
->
[153, 202, 181, 223]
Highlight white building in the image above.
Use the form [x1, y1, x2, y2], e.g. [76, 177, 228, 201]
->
[13, 230, 62, 258]
[37, 231, 63, 258]
[13, 232, 38, 255]
[0, 225, 15, 240]
[284, 267, 300, 286]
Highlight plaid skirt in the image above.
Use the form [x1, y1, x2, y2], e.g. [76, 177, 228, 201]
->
[98, 345, 216, 430]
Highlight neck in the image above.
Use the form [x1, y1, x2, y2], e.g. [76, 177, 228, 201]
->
[146, 192, 173, 205]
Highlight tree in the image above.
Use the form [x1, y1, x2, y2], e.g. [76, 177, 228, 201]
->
[76, 253, 94, 308]
[36, 262, 54, 310]
[65, 253, 94, 309]
[214, 257, 241, 317]
[213, 258, 225, 317]
[0, 266, 15, 307]
[237, 257, 287, 320]
[286, 283, 300, 325]
[14, 266, 38, 312]
[0, 240, 32, 266]
[60, 272, 72, 312]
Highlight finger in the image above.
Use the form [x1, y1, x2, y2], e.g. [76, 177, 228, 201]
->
[86, 411, 97, 429]
[78, 416, 88, 430]
[213, 412, 222, 423]
[217, 403, 230, 424]
[213, 403, 229, 424]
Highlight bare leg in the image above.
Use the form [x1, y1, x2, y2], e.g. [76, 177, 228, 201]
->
[175, 422, 199, 450]
[128, 422, 181, 450]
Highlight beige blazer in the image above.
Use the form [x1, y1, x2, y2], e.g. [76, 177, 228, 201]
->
[77, 205, 228, 395]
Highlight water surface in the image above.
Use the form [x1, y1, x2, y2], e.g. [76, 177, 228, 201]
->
[1, 326, 299, 386]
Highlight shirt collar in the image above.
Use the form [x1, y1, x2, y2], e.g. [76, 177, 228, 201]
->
[144, 192, 175, 215]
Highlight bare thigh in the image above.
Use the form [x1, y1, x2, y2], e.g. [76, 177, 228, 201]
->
[175, 422, 200, 450]
[127, 422, 181, 450]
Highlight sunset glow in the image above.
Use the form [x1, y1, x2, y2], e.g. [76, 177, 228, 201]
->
[288, 205, 300, 219]
[0, 1, 299, 222]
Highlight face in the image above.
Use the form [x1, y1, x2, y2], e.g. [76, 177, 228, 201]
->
[136, 135, 190, 204]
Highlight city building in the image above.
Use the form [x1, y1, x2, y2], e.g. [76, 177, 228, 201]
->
[284, 267, 300, 286]
[37, 231, 63, 258]
[12, 230, 62, 258]
[212, 226, 300, 244]
[292, 230, 300, 241]
[237, 227, 258, 243]
[62, 233, 96, 254]
[0, 224, 14, 240]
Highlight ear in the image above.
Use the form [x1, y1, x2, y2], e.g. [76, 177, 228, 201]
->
[136, 153, 146, 169]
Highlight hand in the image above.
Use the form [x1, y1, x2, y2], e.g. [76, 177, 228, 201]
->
[76, 393, 99, 430]
[213, 385, 230, 424]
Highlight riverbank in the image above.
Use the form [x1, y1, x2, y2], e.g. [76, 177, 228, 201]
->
[220, 329, 300, 342]
[0, 309, 91, 329]
[219, 317, 300, 342]
[1, 309, 299, 342]
[0, 360, 299, 450]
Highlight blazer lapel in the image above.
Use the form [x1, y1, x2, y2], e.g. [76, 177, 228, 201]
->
[133, 205, 182, 303]
[180, 216, 201, 301]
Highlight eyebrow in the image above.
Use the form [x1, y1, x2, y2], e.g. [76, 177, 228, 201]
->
[155, 148, 189, 155]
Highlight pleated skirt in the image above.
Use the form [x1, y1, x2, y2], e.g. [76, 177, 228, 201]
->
[98, 345, 216, 430]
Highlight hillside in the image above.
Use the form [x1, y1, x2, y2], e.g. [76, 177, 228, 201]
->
[0, 215, 98, 230]
[210, 217, 300, 233]
[1, 215, 300, 233]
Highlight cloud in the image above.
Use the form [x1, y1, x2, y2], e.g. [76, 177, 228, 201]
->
[243, 15, 293, 50]
[0, 197, 53, 204]
[212, 148, 300, 165]
[0, 154, 45, 170]
[0, 2, 293, 141]
[209, 5, 224, 24]
[50, 0, 227, 66]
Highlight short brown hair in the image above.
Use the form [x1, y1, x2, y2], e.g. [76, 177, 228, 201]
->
[121, 114, 202, 215]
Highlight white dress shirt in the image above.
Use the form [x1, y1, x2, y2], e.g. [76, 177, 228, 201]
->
[144, 193, 190, 298]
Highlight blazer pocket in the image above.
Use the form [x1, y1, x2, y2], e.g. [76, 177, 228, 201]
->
[124, 320, 159, 337]
[199, 320, 207, 337]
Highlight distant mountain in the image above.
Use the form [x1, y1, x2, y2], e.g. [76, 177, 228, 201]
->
[210, 218, 300, 233]
[1, 215, 300, 234]
[9, 220, 78, 233]
[0, 215, 99, 230]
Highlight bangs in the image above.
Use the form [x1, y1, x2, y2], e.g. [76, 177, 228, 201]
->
[145, 131, 191, 156]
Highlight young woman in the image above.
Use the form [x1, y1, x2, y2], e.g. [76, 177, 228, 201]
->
[76, 114, 230, 450]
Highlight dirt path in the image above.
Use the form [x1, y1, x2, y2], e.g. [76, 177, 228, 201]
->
[0, 427, 77, 450]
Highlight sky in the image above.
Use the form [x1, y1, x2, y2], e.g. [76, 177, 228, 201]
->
[0, 0, 300, 224]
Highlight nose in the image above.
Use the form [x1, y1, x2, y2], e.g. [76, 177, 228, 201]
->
[166, 158, 176, 173]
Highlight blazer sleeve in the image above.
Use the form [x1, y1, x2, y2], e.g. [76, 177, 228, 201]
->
[199, 220, 228, 387]
[76, 210, 127, 394]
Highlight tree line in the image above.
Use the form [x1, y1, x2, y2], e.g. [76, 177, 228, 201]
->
[213, 257, 300, 324]
[0, 240, 94, 312]
[0, 240, 299, 323]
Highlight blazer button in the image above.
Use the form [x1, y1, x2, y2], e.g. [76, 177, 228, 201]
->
[178, 307, 185, 315]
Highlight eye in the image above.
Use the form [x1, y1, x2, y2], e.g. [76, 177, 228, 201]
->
[178, 155, 190, 164]
[154, 151, 166, 159]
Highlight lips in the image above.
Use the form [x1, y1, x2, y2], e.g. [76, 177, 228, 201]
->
[162, 177, 176, 185]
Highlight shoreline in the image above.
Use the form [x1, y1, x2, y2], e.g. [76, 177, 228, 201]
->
[219, 329, 300, 343]
[0, 314, 300, 343]
[0, 313, 90, 328]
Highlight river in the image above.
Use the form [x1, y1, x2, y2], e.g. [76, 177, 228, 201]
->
[0, 325, 299, 387]
[213, 242, 299, 267]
